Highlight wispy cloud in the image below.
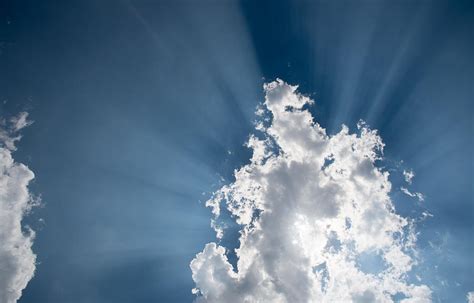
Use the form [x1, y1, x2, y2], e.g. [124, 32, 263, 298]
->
[190, 80, 431, 302]
[401, 187, 425, 202]
[0, 112, 37, 303]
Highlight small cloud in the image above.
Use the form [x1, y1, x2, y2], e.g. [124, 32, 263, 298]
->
[401, 187, 425, 202]
[10, 112, 33, 132]
[420, 211, 433, 221]
[0, 112, 34, 151]
[403, 169, 415, 184]
[255, 106, 265, 117]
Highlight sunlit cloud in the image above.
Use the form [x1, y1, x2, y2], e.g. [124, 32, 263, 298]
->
[191, 80, 430, 302]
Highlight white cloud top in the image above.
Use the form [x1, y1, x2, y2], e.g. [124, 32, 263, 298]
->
[0, 112, 37, 303]
[191, 80, 431, 302]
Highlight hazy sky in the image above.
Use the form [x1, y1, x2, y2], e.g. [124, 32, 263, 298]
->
[0, 0, 473, 302]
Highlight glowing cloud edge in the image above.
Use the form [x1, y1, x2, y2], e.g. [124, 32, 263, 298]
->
[191, 80, 431, 303]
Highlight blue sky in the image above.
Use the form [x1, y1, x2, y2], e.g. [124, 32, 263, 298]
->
[0, 0, 472, 302]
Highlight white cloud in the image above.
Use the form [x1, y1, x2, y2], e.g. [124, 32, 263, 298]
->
[403, 170, 415, 185]
[9, 112, 33, 132]
[0, 112, 37, 303]
[191, 80, 431, 302]
[401, 170, 424, 202]
[467, 292, 474, 303]
[401, 187, 425, 202]
[0, 112, 33, 151]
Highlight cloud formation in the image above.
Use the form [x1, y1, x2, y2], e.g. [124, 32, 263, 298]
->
[468, 292, 474, 303]
[0, 112, 37, 303]
[191, 80, 431, 302]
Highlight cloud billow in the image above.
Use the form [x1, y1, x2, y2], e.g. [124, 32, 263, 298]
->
[0, 112, 37, 303]
[191, 80, 431, 302]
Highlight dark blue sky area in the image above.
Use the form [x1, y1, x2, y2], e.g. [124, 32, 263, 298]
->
[0, 1, 472, 302]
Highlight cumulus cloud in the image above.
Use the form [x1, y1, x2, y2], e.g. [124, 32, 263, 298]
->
[191, 80, 431, 302]
[0, 112, 37, 303]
